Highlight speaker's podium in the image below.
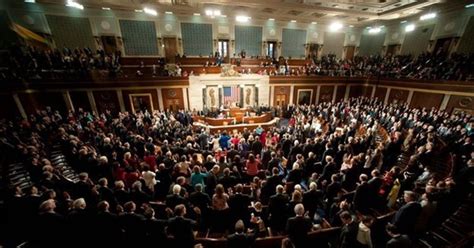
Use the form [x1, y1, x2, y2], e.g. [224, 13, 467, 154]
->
[227, 107, 247, 123]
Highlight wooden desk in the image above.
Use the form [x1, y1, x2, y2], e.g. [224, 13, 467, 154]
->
[194, 116, 235, 126]
[193, 117, 279, 134]
[242, 113, 272, 124]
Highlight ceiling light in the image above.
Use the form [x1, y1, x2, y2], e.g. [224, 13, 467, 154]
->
[405, 24, 415, 32]
[102, 7, 111, 10]
[368, 26, 382, 34]
[24, 0, 35, 3]
[329, 22, 343, 31]
[143, 7, 158, 16]
[236, 15, 251, 22]
[400, 20, 407, 23]
[420, 12, 436, 20]
[466, 3, 474, 8]
[66, 0, 84, 10]
[205, 10, 213, 16]
[349, 25, 354, 27]
[213, 10, 221, 16]
[311, 22, 317, 24]
[165, 11, 173, 14]
[193, 13, 201, 16]
[269, 18, 275, 21]
[291, 20, 297, 23]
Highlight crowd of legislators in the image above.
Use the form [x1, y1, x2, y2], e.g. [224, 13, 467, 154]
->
[1, 43, 473, 81]
[2, 96, 473, 248]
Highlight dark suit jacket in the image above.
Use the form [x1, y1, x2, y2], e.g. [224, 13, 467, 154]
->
[386, 234, 412, 248]
[227, 232, 256, 248]
[229, 193, 251, 223]
[286, 216, 313, 248]
[353, 182, 371, 213]
[392, 201, 422, 235]
[268, 193, 289, 231]
[303, 189, 323, 216]
[167, 216, 196, 248]
[166, 194, 187, 210]
[340, 221, 359, 248]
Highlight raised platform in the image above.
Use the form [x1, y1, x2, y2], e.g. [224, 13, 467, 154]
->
[193, 117, 279, 133]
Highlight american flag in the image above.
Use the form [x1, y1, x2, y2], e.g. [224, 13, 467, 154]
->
[223, 86, 240, 105]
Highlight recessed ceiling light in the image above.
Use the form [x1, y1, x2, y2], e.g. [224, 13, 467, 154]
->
[269, 18, 275, 21]
[102, 7, 111, 10]
[400, 20, 407, 23]
[236, 15, 251, 23]
[24, 0, 35, 3]
[420, 12, 436, 20]
[368, 26, 382, 34]
[329, 22, 343, 31]
[405, 24, 415, 32]
[193, 13, 201, 16]
[349, 25, 354, 27]
[135, 9, 143, 13]
[165, 11, 173, 14]
[143, 7, 158, 16]
[291, 20, 297, 23]
[66, 0, 84, 10]
[311, 21, 317, 24]
[466, 3, 474, 8]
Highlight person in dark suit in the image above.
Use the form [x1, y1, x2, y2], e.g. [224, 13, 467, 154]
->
[119, 201, 146, 247]
[32, 199, 65, 248]
[229, 184, 251, 227]
[286, 203, 314, 248]
[227, 220, 256, 248]
[353, 174, 371, 214]
[94, 201, 120, 247]
[303, 182, 323, 218]
[268, 185, 289, 234]
[391, 191, 422, 237]
[166, 184, 188, 210]
[167, 204, 197, 248]
[143, 206, 168, 247]
[66, 198, 92, 247]
[268, 152, 281, 171]
[386, 223, 412, 248]
[339, 211, 359, 248]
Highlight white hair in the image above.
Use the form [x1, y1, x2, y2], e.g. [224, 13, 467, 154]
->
[173, 184, 182, 194]
[73, 198, 86, 210]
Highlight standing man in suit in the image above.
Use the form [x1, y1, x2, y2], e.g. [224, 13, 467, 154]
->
[227, 220, 256, 248]
[339, 211, 359, 248]
[167, 204, 197, 248]
[391, 191, 422, 238]
[268, 185, 289, 234]
[229, 184, 251, 227]
[386, 223, 412, 248]
[286, 204, 314, 248]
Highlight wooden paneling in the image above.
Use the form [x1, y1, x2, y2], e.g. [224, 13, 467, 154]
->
[93, 91, 120, 114]
[273, 86, 291, 106]
[374, 87, 387, 101]
[18, 92, 66, 115]
[410, 92, 443, 109]
[0, 94, 20, 119]
[161, 88, 184, 111]
[70, 91, 91, 112]
[446, 95, 474, 113]
[349, 85, 372, 98]
[122, 89, 159, 112]
[335, 86, 346, 102]
[388, 89, 409, 104]
[319, 86, 334, 103]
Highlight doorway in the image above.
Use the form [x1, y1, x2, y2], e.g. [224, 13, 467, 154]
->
[218, 39, 229, 62]
[344, 46, 355, 60]
[101, 36, 117, 55]
[434, 37, 454, 55]
[163, 37, 178, 63]
[385, 44, 400, 57]
[267, 41, 277, 58]
[275, 94, 287, 107]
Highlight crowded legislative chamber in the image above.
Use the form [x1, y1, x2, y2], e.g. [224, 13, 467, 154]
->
[1, 0, 474, 247]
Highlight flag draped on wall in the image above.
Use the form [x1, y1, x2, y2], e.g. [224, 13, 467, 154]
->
[223, 86, 240, 105]
[10, 23, 49, 44]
